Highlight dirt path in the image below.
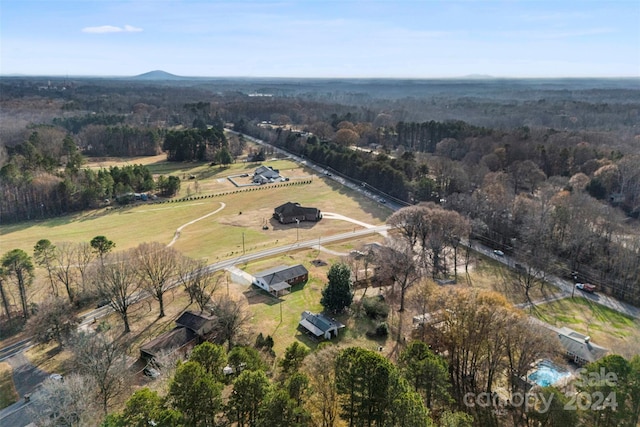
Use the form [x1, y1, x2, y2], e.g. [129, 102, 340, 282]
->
[167, 202, 226, 247]
[310, 212, 386, 256]
[322, 212, 380, 229]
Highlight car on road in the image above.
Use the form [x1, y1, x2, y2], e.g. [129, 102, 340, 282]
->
[143, 367, 160, 379]
[95, 299, 110, 308]
[575, 283, 596, 293]
[493, 250, 504, 257]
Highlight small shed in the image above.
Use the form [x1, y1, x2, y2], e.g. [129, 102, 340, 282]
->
[299, 311, 345, 340]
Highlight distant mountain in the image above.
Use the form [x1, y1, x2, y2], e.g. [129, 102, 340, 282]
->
[132, 70, 183, 80]
[460, 74, 497, 80]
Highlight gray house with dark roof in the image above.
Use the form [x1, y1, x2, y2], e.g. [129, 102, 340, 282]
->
[557, 327, 609, 365]
[273, 202, 322, 224]
[299, 311, 345, 340]
[253, 264, 308, 296]
[253, 165, 280, 184]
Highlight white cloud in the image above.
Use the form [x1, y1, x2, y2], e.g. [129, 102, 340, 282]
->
[82, 24, 143, 34]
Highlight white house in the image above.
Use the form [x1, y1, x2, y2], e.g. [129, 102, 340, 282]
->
[253, 165, 281, 184]
[253, 264, 308, 296]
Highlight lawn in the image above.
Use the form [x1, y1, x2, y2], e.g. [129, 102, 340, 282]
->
[0, 164, 389, 260]
[24, 344, 74, 377]
[531, 296, 640, 359]
[0, 152, 394, 364]
[0, 159, 391, 313]
[231, 244, 393, 357]
[463, 254, 561, 305]
[0, 361, 18, 409]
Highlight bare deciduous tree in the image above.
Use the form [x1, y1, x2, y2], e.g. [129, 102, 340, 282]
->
[27, 374, 99, 426]
[134, 242, 179, 318]
[209, 294, 250, 351]
[26, 297, 79, 348]
[374, 240, 420, 312]
[70, 331, 129, 415]
[74, 241, 94, 293]
[387, 205, 424, 248]
[0, 267, 11, 320]
[52, 241, 78, 302]
[408, 279, 436, 340]
[302, 344, 341, 427]
[95, 250, 141, 333]
[176, 256, 221, 311]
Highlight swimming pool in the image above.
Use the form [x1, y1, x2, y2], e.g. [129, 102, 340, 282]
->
[528, 360, 571, 387]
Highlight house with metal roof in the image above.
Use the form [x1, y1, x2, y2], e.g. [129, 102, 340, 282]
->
[557, 327, 609, 365]
[253, 264, 308, 296]
[299, 311, 345, 340]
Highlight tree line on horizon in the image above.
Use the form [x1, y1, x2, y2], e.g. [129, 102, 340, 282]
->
[1, 79, 639, 306]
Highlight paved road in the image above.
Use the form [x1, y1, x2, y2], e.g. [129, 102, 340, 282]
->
[0, 352, 50, 427]
[6, 352, 49, 397]
[227, 129, 407, 210]
[0, 398, 32, 427]
[2, 129, 638, 424]
[471, 242, 640, 319]
[0, 224, 389, 426]
[0, 339, 32, 363]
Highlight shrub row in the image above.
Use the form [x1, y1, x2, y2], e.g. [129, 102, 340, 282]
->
[105, 179, 313, 210]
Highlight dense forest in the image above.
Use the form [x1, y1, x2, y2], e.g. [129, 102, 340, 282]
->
[1, 76, 639, 305]
[1, 76, 640, 427]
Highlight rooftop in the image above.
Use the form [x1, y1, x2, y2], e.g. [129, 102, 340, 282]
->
[254, 264, 308, 286]
[175, 311, 217, 332]
[558, 327, 609, 363]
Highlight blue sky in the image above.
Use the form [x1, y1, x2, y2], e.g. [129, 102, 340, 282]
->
[2, 0, 639, 78]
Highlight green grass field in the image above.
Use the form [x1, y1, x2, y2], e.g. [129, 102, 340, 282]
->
[1, 162, 390, 260]
[466, 255, 561, 304]
[3, 153, 638, 382]
[532, 296, 640, 358]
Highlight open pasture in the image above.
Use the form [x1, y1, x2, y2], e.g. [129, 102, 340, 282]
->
[0, 160, 391, 261]
[532, 296, 640, 358]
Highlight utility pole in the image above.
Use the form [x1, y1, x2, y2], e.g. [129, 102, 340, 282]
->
[242, 232, 245, 254]
[296, 219, 300, 241]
